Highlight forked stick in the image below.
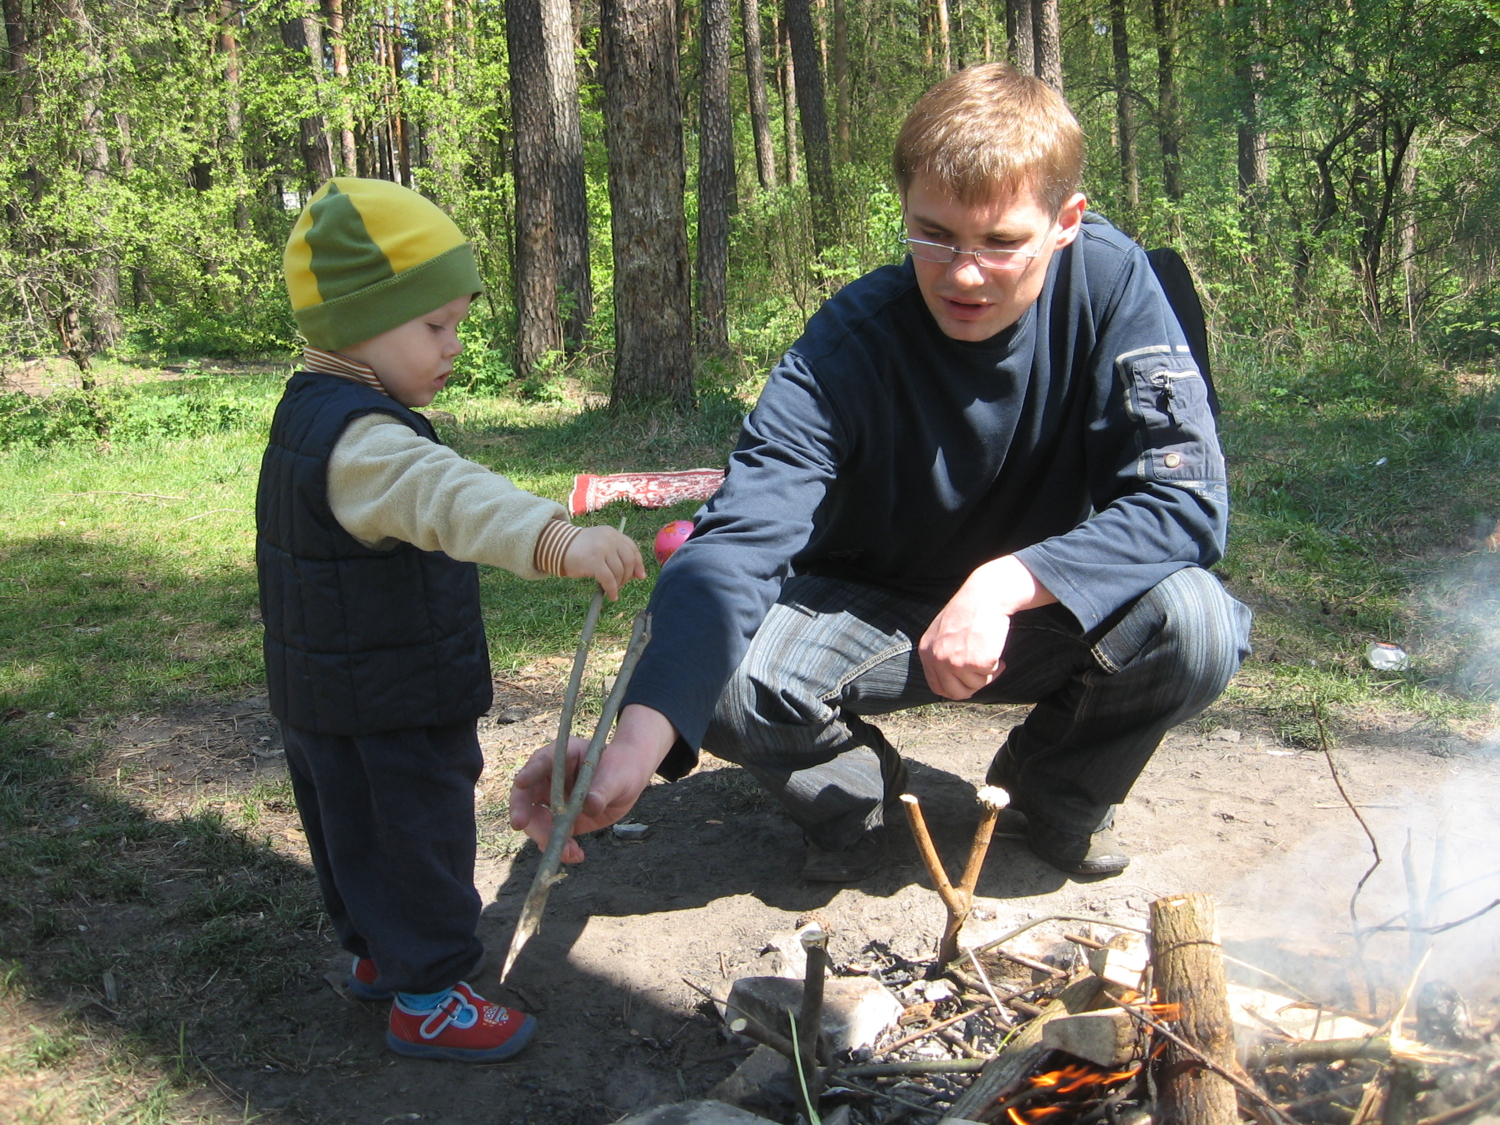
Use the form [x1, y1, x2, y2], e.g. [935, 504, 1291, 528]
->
[901, 786, 1010, 964]
[502, 611, 652, 981]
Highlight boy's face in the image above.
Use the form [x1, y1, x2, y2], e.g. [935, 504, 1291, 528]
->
[902, 174, 1087, 343]
[341, 294, 471, 408]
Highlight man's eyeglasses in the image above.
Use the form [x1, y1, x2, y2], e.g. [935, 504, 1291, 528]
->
[899, 234, 1042, 272]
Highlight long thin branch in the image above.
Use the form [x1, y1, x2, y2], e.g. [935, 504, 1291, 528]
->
[551, 587, 604, 810]
[1315, 702, 1381, 937]
[502, 612, 652, 980]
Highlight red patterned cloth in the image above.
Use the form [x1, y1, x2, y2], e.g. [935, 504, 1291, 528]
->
[569, 469, 726, 515]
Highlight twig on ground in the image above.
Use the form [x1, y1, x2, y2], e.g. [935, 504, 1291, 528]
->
[1315, 702, 1381, 939]
[882, 1004, 992, 1055]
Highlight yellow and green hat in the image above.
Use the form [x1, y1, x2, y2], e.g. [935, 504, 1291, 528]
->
[283, 178, 483, 350]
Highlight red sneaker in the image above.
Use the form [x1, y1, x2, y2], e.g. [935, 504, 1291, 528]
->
[386, 982, 536, 1062]
[348, 957, 393, 1002]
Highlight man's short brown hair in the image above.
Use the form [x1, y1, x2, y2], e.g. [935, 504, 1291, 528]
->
[893, 63, 1085, 214]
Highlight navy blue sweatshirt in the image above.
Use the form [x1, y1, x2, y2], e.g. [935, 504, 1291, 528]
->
[627, 218, 1227, 776]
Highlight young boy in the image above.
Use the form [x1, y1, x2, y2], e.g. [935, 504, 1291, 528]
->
[259, 177, 644, 1062]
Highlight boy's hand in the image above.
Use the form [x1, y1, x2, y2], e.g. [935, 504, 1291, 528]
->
[562, 526, 646, 600]
[507, 705, 677, 863]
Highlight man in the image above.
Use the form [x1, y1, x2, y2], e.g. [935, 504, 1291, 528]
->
[512, 64, 1251, 881]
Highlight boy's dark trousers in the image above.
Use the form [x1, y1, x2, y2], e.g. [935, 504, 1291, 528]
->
[281, 719, 487, 996]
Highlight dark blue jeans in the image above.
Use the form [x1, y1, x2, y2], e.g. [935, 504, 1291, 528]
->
[281, 719, 487, 995]
[701, 567, 1252, 851]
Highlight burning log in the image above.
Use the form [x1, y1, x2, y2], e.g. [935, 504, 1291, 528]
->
[1041, 1010, 1143, 1069]
[939, 973, 1105, 1122]
[1150, 892, 1239, 1125]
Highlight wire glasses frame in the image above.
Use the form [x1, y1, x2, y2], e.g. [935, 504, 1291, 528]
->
[899, 233, 1043, 272]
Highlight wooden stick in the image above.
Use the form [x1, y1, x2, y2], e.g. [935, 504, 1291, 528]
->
[798, 924, 829, 1090]
[902, 788, 1009, 964]
[882, 1003, 992, 1054]
[502, 612, 652, 980]
[550, 587, 605, 810]
[550, 517, 625, 809]
[840, 1058, 988, 1078]
[900, 793, 963, 913]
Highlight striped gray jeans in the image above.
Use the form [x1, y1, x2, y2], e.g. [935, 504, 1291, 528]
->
[701, 567, 1252, 851]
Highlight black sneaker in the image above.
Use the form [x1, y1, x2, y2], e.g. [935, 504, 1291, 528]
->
[993, 807, 1130, 877]
[802, 828, 888, 882]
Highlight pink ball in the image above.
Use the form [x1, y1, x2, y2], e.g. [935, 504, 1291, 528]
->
[653, 520, 695, 565]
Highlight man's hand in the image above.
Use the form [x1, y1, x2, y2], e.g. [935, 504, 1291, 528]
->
[918, 555, 1056, 700]
[561, 525, 647, 600]
[508, 704, 677, 863]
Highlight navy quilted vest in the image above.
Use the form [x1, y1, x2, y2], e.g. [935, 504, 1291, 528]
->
[256, 372, 492, 734]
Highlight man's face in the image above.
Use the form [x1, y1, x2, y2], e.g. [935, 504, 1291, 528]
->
[342, 294, 471, 408]
[903, 175, 1087, 343]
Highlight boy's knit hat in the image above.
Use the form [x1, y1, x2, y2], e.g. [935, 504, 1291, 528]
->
[283, 178, 483, 350]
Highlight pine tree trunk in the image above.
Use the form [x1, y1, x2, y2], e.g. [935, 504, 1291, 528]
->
[506, 0, 565, 380]
[1033, 0, 1062, 92]
[64, 0, 121, 350]
[936, 0, 951, 73]
[325, 0, 358, 175]
[742, 0, 777, 190]
[600, 0, 694, 409]
[786, 0, 837, 254]
[697, 0, 735, 355]
[281, 12, 335, 186]
[1233, 0, 1267, 211]
[778, 14, 799, 184]
[1007, 0, 1033, 75]
[832, 0, 849, 159]
[1153, 0, 1182, 203]
[542, 0, 593, 348]
[1110, 0, 1138, 216]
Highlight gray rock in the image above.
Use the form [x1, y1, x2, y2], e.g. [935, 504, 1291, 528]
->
[726, 975, 904, 1053]
[707, 1043, 793, 1108]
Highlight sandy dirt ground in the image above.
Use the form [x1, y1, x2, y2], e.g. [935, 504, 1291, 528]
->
[33, 683, 1497, 1125]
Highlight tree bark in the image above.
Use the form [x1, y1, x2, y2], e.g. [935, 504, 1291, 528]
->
[1033, 0, 1062, 93]
[832, 0, 849, 158]
[785, 0, 837, 253]
[1150, 894, 1238, 1125]
[1153, 0, 1183, 202]
[777, 13, 799, 184]
[742, 0, 777, 190]
[63, 0, 121, 350]
[506, 0, 566, 380]
[1233, 0, 1267, 210]
[1110, 0, 1138, 217]
[281, 9, 336, 186]
[325, 0, 358, 175]
[600, 0, 694, 409]
[1007, 0, 1033, 75]
[697, 0, 735, 355]
[936, 0, 951, 74]
[543, 0, 593, 348]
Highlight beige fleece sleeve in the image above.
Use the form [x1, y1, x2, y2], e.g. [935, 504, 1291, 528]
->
[328, 412, 571, 579]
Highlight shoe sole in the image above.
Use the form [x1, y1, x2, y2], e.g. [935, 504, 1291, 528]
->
[386, 1015, 537, 1062]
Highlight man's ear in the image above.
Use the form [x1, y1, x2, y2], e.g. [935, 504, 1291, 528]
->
[1052, 193, 1088, 249]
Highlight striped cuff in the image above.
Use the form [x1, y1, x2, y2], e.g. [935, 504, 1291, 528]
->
[534, 519, 583, 577]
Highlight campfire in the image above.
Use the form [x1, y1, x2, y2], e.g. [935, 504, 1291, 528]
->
[676, 783, 1499, 1125]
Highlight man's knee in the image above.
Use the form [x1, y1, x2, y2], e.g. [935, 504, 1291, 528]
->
[1100, 567, 1252, 704]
